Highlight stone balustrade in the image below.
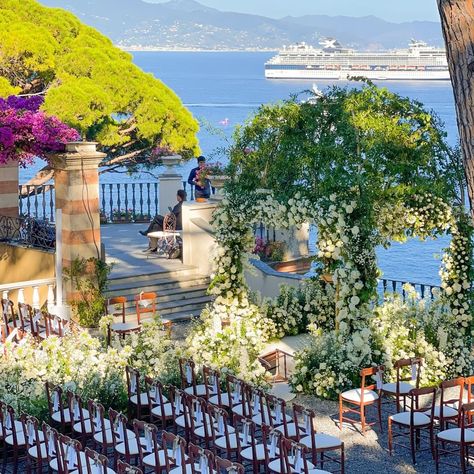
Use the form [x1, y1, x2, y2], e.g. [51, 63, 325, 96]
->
[0, 277, 57, 312]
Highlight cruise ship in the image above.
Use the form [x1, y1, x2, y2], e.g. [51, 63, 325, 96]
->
[265, 39, 450, 81]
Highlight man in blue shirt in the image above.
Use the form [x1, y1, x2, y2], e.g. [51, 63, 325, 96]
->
[187, 156, 211, 199]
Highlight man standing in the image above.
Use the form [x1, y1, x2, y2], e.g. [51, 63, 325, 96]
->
[187, 155, 211, 199]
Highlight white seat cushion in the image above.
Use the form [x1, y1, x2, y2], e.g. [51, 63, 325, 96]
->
[175, 414, 187, 428]
[50, 451, 87, 472]
[241, 443, 266, 461]
[151, 402, 174, 418]
[2, 420, 25, 435]
[130, 392, 150, 406]
[252, 412, 272, 426]
[143, 449, 173, 467]
[438, 428, 474, 443]
[184, 384, 209, 397]
[301, 433, 342, 450]
[51, 410, 72, 423]
[209, 393, 230, 407]
[427, 405, 459, 419]
[5, 430, 45, 446]
[70, 469, 115, 474]
[94, 427, 134, 445]
[115, 438, 149, 456]
[111, 322, 140, 332]
[382, 381, 414, 395]
[268, 459, 285, 473]
[390, 411, 431, 426]
[73, 419, 94, 434]
[341, 388, 378, 403]
[274, 422, 298, 438]
[28, 443, 48, 459]
[231, 403, 245, 416]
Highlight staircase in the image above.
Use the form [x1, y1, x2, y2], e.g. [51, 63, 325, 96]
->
[106, 266, 211, 322]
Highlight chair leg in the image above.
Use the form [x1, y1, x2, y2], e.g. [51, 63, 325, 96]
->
[410, 426, 416, 465]
[461, 443, 466, 474]
[360, 404, 366, 435]
[434, 435, 439, 474]
[429, 426, 435, 460]
[388, 419, 393, 455]
[338, 396, 343, 431]
[341, 443, 345, 474]
[377, 398, 383, 433]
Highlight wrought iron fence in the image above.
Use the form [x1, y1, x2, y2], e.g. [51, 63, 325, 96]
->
[18, 184, 55, 222]
[0, 215, 55, 251]
[377, 278, 440, 301]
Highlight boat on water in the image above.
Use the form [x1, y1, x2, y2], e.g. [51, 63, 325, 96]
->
[265, 39, 450, 81]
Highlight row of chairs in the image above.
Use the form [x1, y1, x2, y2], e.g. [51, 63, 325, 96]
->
[340, 358, 474, 470]
[1, 299, 70, 342]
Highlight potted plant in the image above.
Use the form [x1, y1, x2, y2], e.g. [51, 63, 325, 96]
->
[100, 211, 108, 224]
[207, 161, 230, 200]
[133, 212, 152, 223]
[111, 208, 132, 223]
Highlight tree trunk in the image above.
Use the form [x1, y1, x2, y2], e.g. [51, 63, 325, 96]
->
[438, 0, 474, 211]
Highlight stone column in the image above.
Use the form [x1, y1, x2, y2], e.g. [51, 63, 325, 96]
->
[52, 142, 106, 302]
[0, 160, 19, 217]
[159, 155, 183, 216]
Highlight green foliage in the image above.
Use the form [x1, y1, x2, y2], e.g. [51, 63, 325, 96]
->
[229, 82, 460, 206]
[64, 257, 112, 328]
[0, 0, 199, 167]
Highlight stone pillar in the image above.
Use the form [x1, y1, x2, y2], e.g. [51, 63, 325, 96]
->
[52, 142, 106, 302]
[182, 201, 217, 276]
[0, 160, 19, 217]
[159, 155, 183, 216]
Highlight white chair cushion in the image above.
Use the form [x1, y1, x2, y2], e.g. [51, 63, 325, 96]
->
[252, 411, 273, 426]
[268, 459, 285, 473]
[94, 427, 134, 445]
[111, 322, 140, 332]
[28, 443, 48, 459]
[115, 438, 149, 456]
[437, 428, 474, 443]
[73, 419, 94, 434]
[143, 449, 173, 467]
[2, 420, 25, 435]
[175, 414, 186, 428]
[341, 388, 378, 403]
[274, 422, 298, 438]
[51, 410, 72, 423]
[301, 433, 342, 450]
[231, 403, 245, 416]
[390, 411, 431, 426]
[427, 405, 459, 419]
[5, 430, 45, 446]
[209, 393, 231, 407]
[70, 469, 115, 474]
[184, 384, 209, 397]
[130, 392, 150, 406]
[49, 451, 87, 472]
[151, 402, 173, 418]
[382, 381, 414, 395]
[241, 443, 266, 461]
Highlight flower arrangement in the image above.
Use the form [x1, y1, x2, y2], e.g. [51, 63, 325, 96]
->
[0, 95, 80, 166]
[253, 238, 286, 262]
[206, 161, 228, 176]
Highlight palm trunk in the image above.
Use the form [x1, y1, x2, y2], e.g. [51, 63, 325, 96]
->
[438, 0, 474, 211]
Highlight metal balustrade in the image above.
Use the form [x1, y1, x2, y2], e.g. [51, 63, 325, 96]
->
[377, 278, 441, 301]
[0, 215, 55, 251]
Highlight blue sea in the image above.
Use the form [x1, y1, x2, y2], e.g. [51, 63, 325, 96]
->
[21, 52, 459, 285]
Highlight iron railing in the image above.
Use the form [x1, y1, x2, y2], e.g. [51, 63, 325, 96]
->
[253, 222, 277, 242]
[377, 278, 441, 301]
[18, 184, 55, 222]
[0, 215, 55, 251]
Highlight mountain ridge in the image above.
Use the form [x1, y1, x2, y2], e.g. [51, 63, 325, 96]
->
[38, 0, 443, 50]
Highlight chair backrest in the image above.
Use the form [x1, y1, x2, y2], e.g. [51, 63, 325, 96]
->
[465, 375, 474, 404]
[161, 430, 187, 470]
[88, 400, 108, 443]
[144, 377, 168, 420]
[107, 296, 127, 324]
[233, 413, 258, 455]
[84, 447, 109, 474]
[460, 402, 474, 437]
[1, 299, 16, 334]
[185, 394, 208, 433]
[23, 415, 43, 458]
[134, 292, 157, 323]
[202, 365, 220, 399]
[266, 394, 289, 433]
[45, 382, 69, 426]
[439, 376, 464, 420]
[281, 438, 312, 474]
[395, 357, 422, 389]
[58, 434, 83, 474]
[262, 423, 284, 468]
[293, 403, 316, 441]
[163, 212, 177, 232]
[188, 442, 214, 474]
[207, 404, 231, 443]
[109, 409, 133, 455]
[67, 391, 88, 428]
[179, 358, 199, 391]
[18, 303, 33, 333]
[117, 460, 143, 474]
[215, 456, 244, 474]
[133, 421, 165, 468]
[126, 366, 145, 403]
[409, 386, 436, 420]
[3, 405, 21, 445]
[360, 365, 384, 395]
[45, 312, 66, 337]
[225, 375, 247, 413]
[42, 423, 61, 469]
[169, 385, 186, 419]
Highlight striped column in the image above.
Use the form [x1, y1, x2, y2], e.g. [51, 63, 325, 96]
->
[0, 160, 19, 217]
[52, 142, 106, 302]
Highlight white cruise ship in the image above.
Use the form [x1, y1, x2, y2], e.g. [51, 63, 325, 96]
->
[265, 39, 450, 81]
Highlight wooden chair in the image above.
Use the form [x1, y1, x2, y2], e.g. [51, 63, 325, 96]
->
[88, 400, 113, 455]
[24, 415, 48, 474]
[225, 375, 249, 417]
[205, 404, 235, 456]
[293, 403, 344, 473]
[388, 386, 436, 464]
[179, 358, 207, 397]
[436, 401, 474, 473]
[339, 365, 383, 434]
[145, 377, 173, 428]
[68, 391, 92, 446]
[134, 421, 170, 472]
[431, 377, 464, 431]
[107, 296, 140, 341]
[161, 430, 188, 471]
[45, 383, 72, 432]
[57, 434, 85, 473]
[126, 366, 150, 420]
[17, 303, 37, 335]
[185, 443, 215, 474]
[109, 409, 141, 468]
[84, 447, 116, 473]
[2, 406, 26, 471]
[168, 386, 188, 435]
[282, 437, 332, 474]
[233, 414, 262, 472]
[215, 456, 244, 474]
[381, 357, 422, 413]
[1, 298, 20, 336]
[261, 424, 284, 473]
[43, 423, 62, 472]
[202, 366, 220, 402]
[134, 291, 157, 324]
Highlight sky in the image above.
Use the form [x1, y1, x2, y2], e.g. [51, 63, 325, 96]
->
[146, 0, 440, 23]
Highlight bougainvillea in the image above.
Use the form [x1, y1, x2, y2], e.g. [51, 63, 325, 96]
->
[0, 95, 80, 166]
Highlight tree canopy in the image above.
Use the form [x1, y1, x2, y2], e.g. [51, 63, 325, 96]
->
[228, 82, 464, 208]
[0, 0, 199, 175]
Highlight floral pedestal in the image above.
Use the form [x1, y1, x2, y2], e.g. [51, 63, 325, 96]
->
[209, 175, 230, 201]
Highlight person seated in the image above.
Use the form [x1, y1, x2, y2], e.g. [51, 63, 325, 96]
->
[187, 155, 211, 199]
[139, 189, 186, 253]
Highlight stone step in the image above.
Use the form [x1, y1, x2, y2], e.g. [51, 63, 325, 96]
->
[157, 295, 212, 314]
[107, 266, 198, 286]
[118, 286, 209, 308]
[106, 275, 210, 296]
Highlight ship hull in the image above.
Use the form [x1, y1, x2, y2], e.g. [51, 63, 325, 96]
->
[265, 68, 450, 81]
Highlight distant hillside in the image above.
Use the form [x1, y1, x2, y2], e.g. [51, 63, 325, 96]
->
[38, 0, 443, 50]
